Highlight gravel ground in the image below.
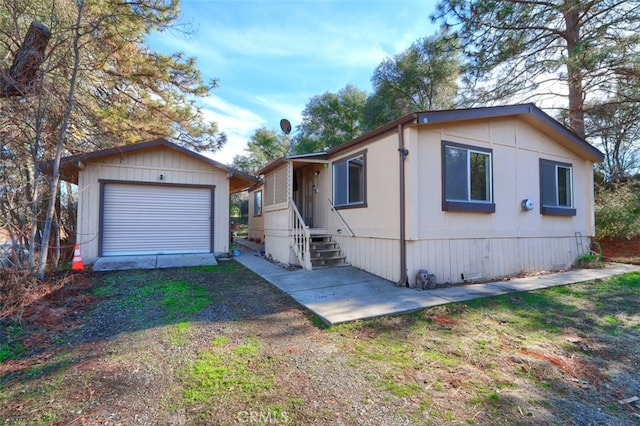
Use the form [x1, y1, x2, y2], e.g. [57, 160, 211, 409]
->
[68, 266, 420, 425]
[1, 261, 640, 425]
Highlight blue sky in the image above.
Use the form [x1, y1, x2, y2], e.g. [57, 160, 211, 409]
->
[147, 0, 439, 164]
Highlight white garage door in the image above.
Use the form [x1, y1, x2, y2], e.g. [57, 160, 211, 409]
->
[101, 183, 213, 256]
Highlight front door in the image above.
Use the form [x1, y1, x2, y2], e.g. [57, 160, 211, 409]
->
[302, 167, 315, 227]
[293, 166, 316, 228]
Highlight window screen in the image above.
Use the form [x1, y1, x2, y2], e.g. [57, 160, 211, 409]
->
[539, 159, 575, 215]
[333, 153, 366, 207]
[443, 142, 493, 212]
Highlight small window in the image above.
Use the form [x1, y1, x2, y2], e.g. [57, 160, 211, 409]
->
[442, 142, 495, 212]
[253, 190, 262, 216]
[540, 159, 576, 216]
[333, 152, 366, 208]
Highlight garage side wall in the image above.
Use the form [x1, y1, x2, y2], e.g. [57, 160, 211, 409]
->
[76, 147, 230, 262]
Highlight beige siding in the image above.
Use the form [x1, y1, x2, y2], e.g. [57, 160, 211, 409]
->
[318, 131, 402, 281]
[263, 163, 295, 263]
[403, 118, 596, 284]
[406, 119, 595, 241]
[406, 236, 589, 284]
[264, 164, 289, 207]
[248, 188, 264, 243]
[326, 132, 401, 239]
[335, 235, 400, 282]
[262, 116, 598, 285]
[76, 146, 230, 261]
[263, 206, 293, 264]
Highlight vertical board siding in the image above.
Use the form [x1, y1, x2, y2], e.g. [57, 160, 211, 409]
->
[335, 235, 400, 283]
[275, 166, 288, 204]
[77, 147, 230, 260]
[264, 165, 288, 207]
[263, 206, 291, 263]
[264, 173, 275, 206]
[406, 236, 588, 284]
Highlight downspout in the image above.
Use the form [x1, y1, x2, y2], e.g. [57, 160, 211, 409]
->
[396, 124, 409, 287]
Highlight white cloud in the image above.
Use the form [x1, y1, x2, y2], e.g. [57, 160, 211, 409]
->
[199, 95, 267, 164]
[253, 94, 304, 126]
[148, 0, 441, 164]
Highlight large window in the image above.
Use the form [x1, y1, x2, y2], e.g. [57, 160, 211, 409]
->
[253, 190, 262, 216]
[333, 152, 366, 208]
[442, 142, 494, 212]
[539, 159, 575, 216]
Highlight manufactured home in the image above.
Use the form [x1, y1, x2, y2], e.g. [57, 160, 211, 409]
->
[256, 104, 604, 286]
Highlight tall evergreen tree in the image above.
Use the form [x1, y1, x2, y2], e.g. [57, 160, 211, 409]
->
[433, 0, 640, 138]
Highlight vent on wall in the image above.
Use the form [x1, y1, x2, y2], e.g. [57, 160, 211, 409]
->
[461, 272, 482, 282]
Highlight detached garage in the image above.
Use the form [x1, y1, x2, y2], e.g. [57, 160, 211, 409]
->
[59, 139, 257, 264]
[101, 183, 214, 256]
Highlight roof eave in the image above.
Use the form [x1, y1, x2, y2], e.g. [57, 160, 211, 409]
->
[55, 139, 259, 188]
[416, 103, 604, 163]
[326, 114, 418, 157]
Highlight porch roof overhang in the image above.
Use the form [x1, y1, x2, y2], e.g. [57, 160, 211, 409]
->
[257, 151, 329, 175]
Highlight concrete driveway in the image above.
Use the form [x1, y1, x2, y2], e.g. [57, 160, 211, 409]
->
[92, 253, 217, 271]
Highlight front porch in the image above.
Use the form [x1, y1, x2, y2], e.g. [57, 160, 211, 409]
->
[260, 156, 352, 270]
[309, 232, 348, 268]
[290, 201, 350, 269]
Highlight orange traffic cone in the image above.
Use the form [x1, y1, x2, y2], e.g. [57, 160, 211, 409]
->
[72, 244, 84, 271]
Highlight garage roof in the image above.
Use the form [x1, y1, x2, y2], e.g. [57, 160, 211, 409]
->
[56, 139, 258, 193]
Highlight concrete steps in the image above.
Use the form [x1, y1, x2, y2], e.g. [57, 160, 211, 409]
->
[310, 235, 349, 268]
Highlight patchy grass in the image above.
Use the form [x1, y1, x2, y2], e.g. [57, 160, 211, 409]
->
[0, 340, 25, 364]
[166, 321, 192, 346]
[1, 264, 639, 425]
[0, 322, 26, 363]
[114, 277, 211, 321]
[183, 337, 276, 405]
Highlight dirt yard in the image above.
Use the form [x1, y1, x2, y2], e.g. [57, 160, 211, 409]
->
[600, 236, 640, 264]
[1, 258, 639, 425]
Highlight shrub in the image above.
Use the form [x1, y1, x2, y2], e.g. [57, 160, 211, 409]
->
[0, 268, 41, 320]
[595, 182, 640, 240]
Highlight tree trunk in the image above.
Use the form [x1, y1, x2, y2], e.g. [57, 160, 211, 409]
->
[37, 2, 84, 279]
[563, 7, 585, 139]
[0, 21, 51, 98]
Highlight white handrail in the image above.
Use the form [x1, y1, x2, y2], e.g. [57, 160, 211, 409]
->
[326, 198, 355, 237]
[289, 199, 312, 270]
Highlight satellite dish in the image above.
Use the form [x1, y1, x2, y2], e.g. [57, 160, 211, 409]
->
[280, 118, 292, 135]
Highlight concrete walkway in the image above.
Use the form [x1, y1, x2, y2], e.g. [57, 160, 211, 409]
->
[233, 240, 640, 326]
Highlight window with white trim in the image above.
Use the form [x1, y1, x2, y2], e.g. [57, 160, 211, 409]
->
[442, 142, 494, 212]
[539, 159, 575, 216]
[333, 152, 366, 208]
